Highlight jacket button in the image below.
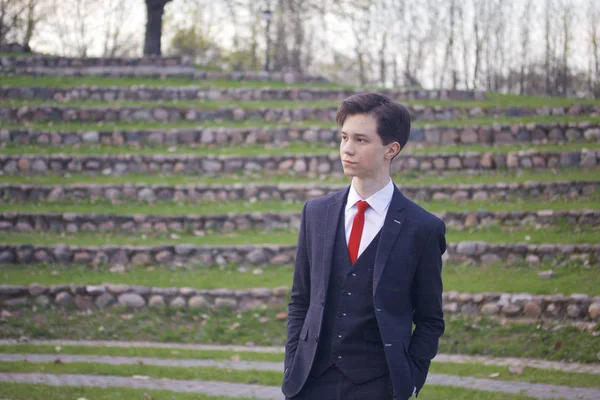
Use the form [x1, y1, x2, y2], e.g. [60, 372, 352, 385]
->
[376, 308, 382, 312]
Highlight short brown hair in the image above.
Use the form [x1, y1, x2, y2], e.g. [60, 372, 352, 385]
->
[336, 93, 411, 152]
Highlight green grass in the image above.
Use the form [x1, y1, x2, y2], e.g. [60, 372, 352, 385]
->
[3, 344, 599, 389]
[0, 382, 542, 400]
[0, 263, 294, 290]
[0, 75, 353, 89]
[3, 92, 600, 109]
[3, 114, 600, 131]
[1, 307, 598, 363]
[442, 263, 600, 295]
[1, 261, 598, 295]
[0, 383, 256, 400]
[0, 344, 284, 362]
[3, 195, 599, 215]
[0, 360, 284, 386]
[0, 222, 596, 246]
[2, 142, 597, 157]
[0, 359, 598, 390]
[1, 168, 597, 187]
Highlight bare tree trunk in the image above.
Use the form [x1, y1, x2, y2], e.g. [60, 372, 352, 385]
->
[472, 0, 484, 90]
[591, 0, 600, 97]
[439, 0, 456, 88]
[544, 0, 553, 95]
[379, 32, 387, 87]
[144, 0, 172, 56]
[519, 0, 533, 94]
[560, 2, 572, 96]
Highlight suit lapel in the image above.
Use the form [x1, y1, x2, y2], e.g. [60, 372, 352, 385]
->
[373, 185, 408, 293]
[321, 186, 350, 302]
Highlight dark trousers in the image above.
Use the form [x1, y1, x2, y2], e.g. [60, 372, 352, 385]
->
[288, 365, 394, 400]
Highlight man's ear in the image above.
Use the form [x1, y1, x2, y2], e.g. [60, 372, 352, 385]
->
[386, 142, 401, 159]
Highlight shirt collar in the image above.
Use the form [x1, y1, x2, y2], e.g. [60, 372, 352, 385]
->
[345, 178, 394, 217]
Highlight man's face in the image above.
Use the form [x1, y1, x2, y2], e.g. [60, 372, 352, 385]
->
[339, 113, 395, 179]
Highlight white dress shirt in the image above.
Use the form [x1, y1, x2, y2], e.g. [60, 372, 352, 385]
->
[344, 177, 394, 257]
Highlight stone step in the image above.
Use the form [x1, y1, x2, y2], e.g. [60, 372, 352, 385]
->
[0, 55, 192, 68]
[1, 210, 597, 235]
[3, 122, 599, 147]
[0, 85, 484, 102]
[2, 103, 597, 124]
[0, 283, 597, 322]
[1, 181, 596, 203]
[0, 242, 598, 267]
[1, 151, 597, 176]
[0, 68, 328, 85]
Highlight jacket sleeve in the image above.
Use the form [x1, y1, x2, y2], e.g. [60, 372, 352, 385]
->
[408, 219, 446, 395]
[284, 201, 311, 373]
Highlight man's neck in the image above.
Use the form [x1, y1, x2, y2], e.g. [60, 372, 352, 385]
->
[352, 175, 391, 200]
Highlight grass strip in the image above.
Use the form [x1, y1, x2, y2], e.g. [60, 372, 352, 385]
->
[0, 357, 598, 390]
[0, 169, 597, 186]
[0, 360, 284, 386]
[0, 307, 598, 363]
[0, 75, 354, 89]
[0, 344, 284, 362]
[2, 196, 599, 215]
[0, 263, 294, 290]
[0, 382, 254, 400]
[2, 92, 600, 108]
[1, 261, 598, 295]
[2, 142, 598, 156]
[3, 344, 599, 389]
[3, 114, 600, 131]
[0, 381, 541, 400]
[0, 222, 597, 246]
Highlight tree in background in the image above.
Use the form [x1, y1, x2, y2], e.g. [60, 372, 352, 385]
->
[144, 0, 172, 56]
[0, 0, 46, 50]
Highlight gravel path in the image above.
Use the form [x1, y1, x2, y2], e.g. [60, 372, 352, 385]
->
[2, 372, 600, 400]
[2, 339, 599, 374]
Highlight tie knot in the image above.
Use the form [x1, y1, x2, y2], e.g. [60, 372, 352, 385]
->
[356, 200, 370, 213]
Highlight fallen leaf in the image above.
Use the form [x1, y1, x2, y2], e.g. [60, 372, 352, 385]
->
[276, 312, 288, 321]
[489, 373, 500, 378]
[554, 340, 563, 351]
[230, 322, 241, 330]
[120, 314, 133, 320]
[231, 355, 241, 363]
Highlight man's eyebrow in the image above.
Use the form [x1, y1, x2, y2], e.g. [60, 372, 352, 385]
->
[340, 131, 368, 138]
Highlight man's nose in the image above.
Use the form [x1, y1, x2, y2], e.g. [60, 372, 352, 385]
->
[342, 141, 354, 154]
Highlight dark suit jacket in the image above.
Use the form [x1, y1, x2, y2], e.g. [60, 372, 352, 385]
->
[282, 183, 446, 399]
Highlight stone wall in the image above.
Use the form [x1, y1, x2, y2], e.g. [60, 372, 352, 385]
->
[0, 243, 598, 267]
[1, 56, 193, 68]
[2, 104, 597, 124]
[2, 123, 599, 147]
[1, 210, 597, 235]
[0, 283, 598, 322]
[1, 181, 597, 204]
[0, 151, 597, 177]
[0, 86, 485, 102]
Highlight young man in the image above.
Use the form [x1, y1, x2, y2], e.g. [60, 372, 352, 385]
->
[281, 93, 446, 400]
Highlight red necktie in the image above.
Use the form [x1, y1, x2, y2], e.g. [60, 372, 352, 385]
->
[348, 200, 370, 264]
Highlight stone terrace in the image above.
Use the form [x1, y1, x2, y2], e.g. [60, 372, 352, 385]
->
[1, 150, 597, 176]
[2, 122, 599, 147]
[1, 181, 597, 203]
